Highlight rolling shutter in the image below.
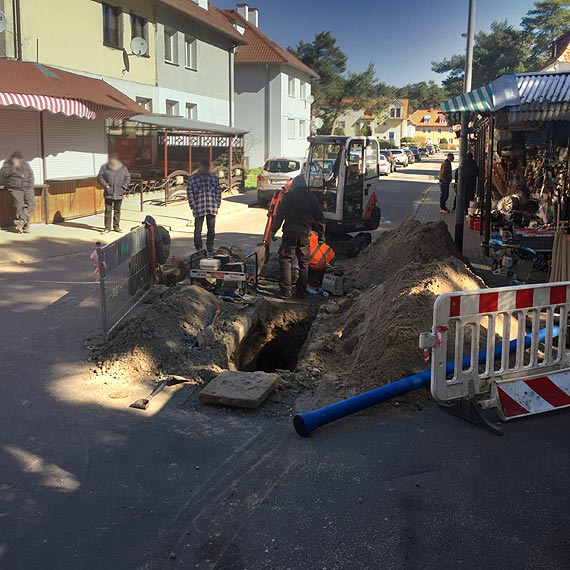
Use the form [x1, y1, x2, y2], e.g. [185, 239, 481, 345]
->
[0, 109, 43, 182]
[43, 114, 107, 180]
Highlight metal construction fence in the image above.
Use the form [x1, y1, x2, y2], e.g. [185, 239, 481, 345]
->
[95, 225, 154, 336]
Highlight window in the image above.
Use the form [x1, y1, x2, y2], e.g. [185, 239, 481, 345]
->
[288, 76, 296, 98]
[263, 160, 301, 173]
[166, 100, 179, 116]
[390, 107, 401, 118]
[185, 36, 197, 70]
[300, 81, 307, 100]
[102, 4, 121, 49]
[299, 120, 307, 139]
[130, 14, 147, 41]
[437, 128, 442, 133]
[136, 97, 153, 112]
[423, 115, 431, 124]
[164, 28, 178, 64]
[186, 103, 197, 120]
[287, 118, 296, 139]
[365, 139, 379, 179]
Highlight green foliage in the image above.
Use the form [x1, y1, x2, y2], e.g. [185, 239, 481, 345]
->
[378, 140, 393, 149]
[401, 137, 414, 144]
[359, 124, 372, 136]
[245, 168, 261, 191]
[522, 0, 570, 67]
[333, 127, 346, 136]
[432, 21, 530, 97]
[395, 81, 447, 112]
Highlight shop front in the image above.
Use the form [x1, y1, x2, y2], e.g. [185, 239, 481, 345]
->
[442, 72, 570, 282]
[0, 60, 144, 228]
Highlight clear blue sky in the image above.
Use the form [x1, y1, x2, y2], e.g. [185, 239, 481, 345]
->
[216, 0, 537, 86]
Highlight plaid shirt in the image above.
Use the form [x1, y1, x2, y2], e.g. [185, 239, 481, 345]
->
[187, 172, 222, 217]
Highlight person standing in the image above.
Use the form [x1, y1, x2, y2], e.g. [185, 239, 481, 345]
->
[270, 175, 324, 299]
[97, 153, 130, 234]
[438, 152, 454, 213]
[0, 150, 35, 233]
[464, 152, 479, 212]
[187, 159, 222, 252]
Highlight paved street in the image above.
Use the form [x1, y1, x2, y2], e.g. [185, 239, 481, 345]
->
[1, 158, 570, 570]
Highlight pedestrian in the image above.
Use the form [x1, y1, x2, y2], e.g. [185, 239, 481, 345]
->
[270, 175, 324, 299]
[464, 152, 479, 212]
[0, 150, 35, 233]
[439, 152, 454, 213]
[97, 153, 130, 234]
[187, 159, 222, 253]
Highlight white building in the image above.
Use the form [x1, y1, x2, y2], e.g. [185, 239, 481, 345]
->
[222, 5, 318, 168]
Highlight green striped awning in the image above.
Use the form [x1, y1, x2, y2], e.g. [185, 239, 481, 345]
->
[441, 84, 494, 115]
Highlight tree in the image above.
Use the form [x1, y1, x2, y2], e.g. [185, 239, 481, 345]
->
[395, 81, 447, 112]
[359, 124, 372, 136]
[521, 0, 570, 67]
[432, 21, 530, 97]
[289, 32, 347, 134]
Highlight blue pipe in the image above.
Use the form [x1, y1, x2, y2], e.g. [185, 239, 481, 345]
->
[293, 326, 559, 437]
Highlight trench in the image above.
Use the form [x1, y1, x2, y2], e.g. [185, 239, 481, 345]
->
[234, 302, 317, 373]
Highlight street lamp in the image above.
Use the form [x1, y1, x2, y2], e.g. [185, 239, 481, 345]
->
[454, 0, 476, 252]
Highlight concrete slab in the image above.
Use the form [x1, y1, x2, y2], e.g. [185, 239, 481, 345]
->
[199, 370, 279, 408]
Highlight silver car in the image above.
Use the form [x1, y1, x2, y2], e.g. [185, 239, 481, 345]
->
[257, 158, 303, 207]
[390, 149, 409, 167]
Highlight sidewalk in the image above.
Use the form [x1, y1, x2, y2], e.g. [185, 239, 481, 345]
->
[0, 190, 258, 265]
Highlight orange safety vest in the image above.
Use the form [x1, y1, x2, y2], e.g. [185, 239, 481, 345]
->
[308, 231, 335, 271]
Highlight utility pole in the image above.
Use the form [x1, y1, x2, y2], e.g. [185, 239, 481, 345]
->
[454, 0, 476, 251]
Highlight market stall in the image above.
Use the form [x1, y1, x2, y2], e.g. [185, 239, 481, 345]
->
[0, 60, 145, 227]
[108, 114, 248, 206]
[441, 72, 570, 282]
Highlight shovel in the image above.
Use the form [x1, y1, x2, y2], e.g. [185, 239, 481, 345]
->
[130, 378, 169, 411]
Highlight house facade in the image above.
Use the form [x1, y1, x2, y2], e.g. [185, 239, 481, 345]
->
[335, 99, 410, 147]
[222, 4, 317, 168]
[541, 32, 570, 73]
[408, 109, 457, 146]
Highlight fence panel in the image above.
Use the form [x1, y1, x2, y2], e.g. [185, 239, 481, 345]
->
[96, 225, 153, 336]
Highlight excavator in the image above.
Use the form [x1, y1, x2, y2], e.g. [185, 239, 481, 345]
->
[263, 136, 383, 258]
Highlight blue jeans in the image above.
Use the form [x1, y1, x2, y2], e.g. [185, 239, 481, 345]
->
[439, 182, 450, 209]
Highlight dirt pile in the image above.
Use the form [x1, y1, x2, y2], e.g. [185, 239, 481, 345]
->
[347, 220, 462, 288]
[296, 219, 486, 403]
[89, 285, 246, 386]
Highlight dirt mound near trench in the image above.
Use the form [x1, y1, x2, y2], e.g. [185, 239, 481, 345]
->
[88, 285, 243, 386]
[298, 256, 485, 403]
[348, 220, 462, 289]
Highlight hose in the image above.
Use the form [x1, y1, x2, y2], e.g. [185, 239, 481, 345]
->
[293, 326, 559, 437]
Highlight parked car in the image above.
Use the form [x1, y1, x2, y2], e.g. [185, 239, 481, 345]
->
[257, 158, 302, 207]
[378, 154, 391, 176]
[403, 149, 415, 164]
[426, 144, 435, 155]
[380, 150, 397, 172]
[433, 144, 440, 153]
[409, 146, 421, 161]
[390, 149, 409, 167]
[419, 147, 429, 158]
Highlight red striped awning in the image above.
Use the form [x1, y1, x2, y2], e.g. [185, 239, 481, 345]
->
[0, 61, 145, 120]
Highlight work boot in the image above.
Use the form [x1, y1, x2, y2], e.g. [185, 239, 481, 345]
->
[114, 227, 123, 233]
[277, 289, 292, 300]
[14, 219, 24, 233]
[23, 225, 30, 234]
[101, 229, 111, 235]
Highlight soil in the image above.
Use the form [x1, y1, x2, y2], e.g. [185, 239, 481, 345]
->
[346, 219, 464, 289]
[88, 285, 251, 388]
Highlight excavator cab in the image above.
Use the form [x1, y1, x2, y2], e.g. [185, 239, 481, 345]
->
[306, 136, 382, 235]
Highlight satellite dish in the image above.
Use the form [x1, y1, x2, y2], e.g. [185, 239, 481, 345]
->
[131, 37, 148, 57]
[314, 117, 324, 129]
[0, 11, 7, 34]
[307, 94, 315, 104]
[122, 49, 130, 73]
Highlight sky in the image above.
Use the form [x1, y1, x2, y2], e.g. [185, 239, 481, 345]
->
[216, 0, 537, 86]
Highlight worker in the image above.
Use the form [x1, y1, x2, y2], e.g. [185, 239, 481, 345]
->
[271, 175, 324, 299]
[187, 159, 222, 253]
[439, 152, 454, 213]
[0, 150, 35, 234]
[97, 153, 131, 234]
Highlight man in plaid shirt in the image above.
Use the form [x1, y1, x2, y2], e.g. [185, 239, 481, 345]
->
[187, 160, 222, 252]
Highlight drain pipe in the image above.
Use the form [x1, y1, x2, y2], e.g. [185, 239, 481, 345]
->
[293, 327, 559, 437]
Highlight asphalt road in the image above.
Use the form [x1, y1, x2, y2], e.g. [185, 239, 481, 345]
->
[1, 157, 569, 570]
